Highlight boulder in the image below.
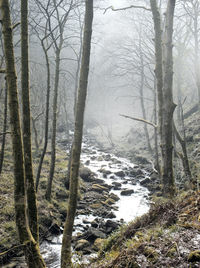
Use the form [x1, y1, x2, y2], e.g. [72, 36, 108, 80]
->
[49, 223, 61, 235]
[94, 238, 104, 250]
[140, 177, 151, 186]
[114, 170, 125, 177]
[79, 167, 93, 182]
[121, 189, 134, 196]
[91, 184, 109, 193]
[109, 193, 120, 201]
[82, 227, 106, 243]
[75, 239, 90, 251]
[129, 168, 144, 177]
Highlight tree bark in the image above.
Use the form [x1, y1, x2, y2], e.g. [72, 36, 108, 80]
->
[45, 48, 61, 201]
[0, 80, 7, 175]
[0, 0, 46, 266]
[21, 0, 39, 243]
[150, 0, 163, 137]
[61, 0, 93, 267]
[138, 37, 153, 154]
[150, 0, 176, 196]
[35, 40, 51, 191]
[161, 0, 176, 196]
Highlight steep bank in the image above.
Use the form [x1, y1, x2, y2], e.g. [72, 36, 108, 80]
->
[88, 191, 200, 268]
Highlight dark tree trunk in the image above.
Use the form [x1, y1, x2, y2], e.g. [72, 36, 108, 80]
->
[21, 0, 39, 242]
[0, 0, 45, 266]
[0, 80, 7, 175]
[61, 0, 93, 266]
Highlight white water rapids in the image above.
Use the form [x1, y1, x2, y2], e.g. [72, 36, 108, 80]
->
[41, 141, 150, 267]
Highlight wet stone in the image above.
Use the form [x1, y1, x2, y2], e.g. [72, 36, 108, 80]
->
[121, 189, 134, 196]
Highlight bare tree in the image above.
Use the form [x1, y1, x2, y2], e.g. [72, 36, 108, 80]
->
[0, 0, 46, 266]
[61, 0, 93, 266]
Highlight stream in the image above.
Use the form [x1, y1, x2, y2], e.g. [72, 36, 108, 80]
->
[41, 138, 150, 267]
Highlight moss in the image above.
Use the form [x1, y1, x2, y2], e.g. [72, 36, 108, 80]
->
[143, 246, 158, 262]
[188, 250, 200, 262]
[90, 203, 102, 209]
[166, 246, 177, 257]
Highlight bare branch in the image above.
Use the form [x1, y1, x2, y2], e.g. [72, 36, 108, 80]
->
[0, 131, 11, 136]
[103, 5, 151, 14]
[12, 22, 20, 30]
[119, 114, 157, 128]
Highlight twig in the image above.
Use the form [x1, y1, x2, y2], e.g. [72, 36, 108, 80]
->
[12, 22, 20, 30]
[0, 244, 25, 259]
[103, 5, 151, 14]
[0, 131, 11, 136]
[119, 114, 157, 128]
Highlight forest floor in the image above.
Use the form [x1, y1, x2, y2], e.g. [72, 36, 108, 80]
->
[85, 110, 200, 268]
[87, 191, 200, 268]
[1, 110, 200, 267]
[0, 143, 70, 265]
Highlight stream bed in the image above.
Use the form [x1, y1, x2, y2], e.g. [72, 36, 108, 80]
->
[41, 139, 150, 267]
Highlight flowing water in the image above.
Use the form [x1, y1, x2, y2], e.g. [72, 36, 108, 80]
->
[41, 140, 150, 267]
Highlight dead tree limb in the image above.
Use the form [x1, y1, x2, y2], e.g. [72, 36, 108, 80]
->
[103, 5, 151, 14]
[119, 114, 157, 128]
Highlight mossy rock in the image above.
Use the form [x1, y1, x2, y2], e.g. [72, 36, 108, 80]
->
[90, 203, 102, 209]
[188, 250, 200, 262]
[91, 184, 109, 193]
[105, 198, 116, 205]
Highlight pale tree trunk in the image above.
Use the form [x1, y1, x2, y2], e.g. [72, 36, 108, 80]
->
[21, 0, 39, 243]
[36, 42, 51, 192]
[138, 37, 152, 154]
[0, 0, 46, 266]
[153, 83, 160, 174]
[61, 0, 93, 267]
[45, 48, 61, 201]
[0, 80, 7, 175]
[161, 0, 176, 196]
[150, 0, 176, 196]
[150, 0, 163, 138]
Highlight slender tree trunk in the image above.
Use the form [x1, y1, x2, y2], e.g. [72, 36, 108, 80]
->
[21, 0, 39, 243]
[153, 83, 160, 174]
[45, 49, 61, 201]
[61, 1, 93, 266]
[31, 117, 39, 152]
[36, 46, 50, 191]
[0, 0, 45, 266]
[0, 80, 7, 175]
[173, 120, 191, 183]
[150, 0, 163, 138]
[139, 38, 152, 154]
[161, 0, 176, 196]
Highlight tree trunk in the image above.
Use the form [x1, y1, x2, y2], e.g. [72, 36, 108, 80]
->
[0, 80, 7, 175]
[138, 36, 152, 154]
[150, 0, 176, 196]
[150, 0, 163, 138]
[21, 0, 39, 243]
[45, 49, 61, 201]
[36, 45, 51, 191]
[153, 83, 160, 174]
[173, 120, 192, 184]
[161, 0, 176, 196]
[61, 0, 93, 267]
[0, 0, 46, 266]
